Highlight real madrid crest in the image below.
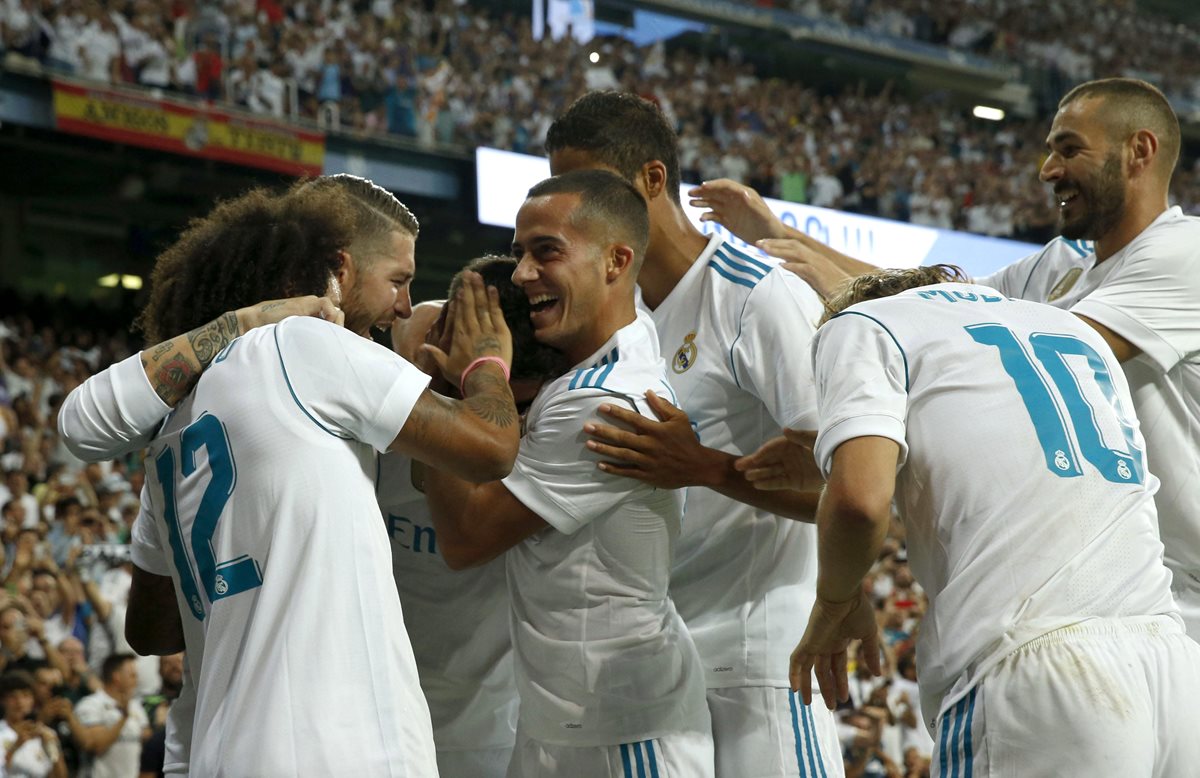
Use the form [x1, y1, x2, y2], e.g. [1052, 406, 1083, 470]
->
[672, 332, 698, 374]
[1047, 267, 1083, 302]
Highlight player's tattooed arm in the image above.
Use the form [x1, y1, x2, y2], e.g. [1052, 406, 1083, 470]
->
[461, 364, 518, 429]
[393, 271, 519, 481]
[140, 297, 343, 407]
[141, 312, 238, 406]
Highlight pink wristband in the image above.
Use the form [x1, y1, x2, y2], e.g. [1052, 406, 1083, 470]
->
[460, 356, 511, 387]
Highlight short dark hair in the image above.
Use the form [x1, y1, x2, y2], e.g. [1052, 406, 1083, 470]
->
[546, 91, 682, 205]
[299, 174, 419, 258]
[447, 256, 568, 383]
[822, 264, 970, 323]
[526, 169, 650, 267]
[100, 653, 136, 684]
[0, 671, 34, 697]
[135, 186, 356, 343]
[1059, 78, 1181, 175]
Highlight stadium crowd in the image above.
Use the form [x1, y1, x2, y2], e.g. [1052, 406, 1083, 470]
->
[3, 0, 1200, 244]
[785, 0, 1200, 110]
[0, 306, 180, 777]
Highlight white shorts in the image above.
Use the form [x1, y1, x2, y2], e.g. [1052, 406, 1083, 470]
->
[707, 686, 844, 778]
[506, 728, 714, 778]
[438, 745, 512, 778]
[935, 615, 1200, 778]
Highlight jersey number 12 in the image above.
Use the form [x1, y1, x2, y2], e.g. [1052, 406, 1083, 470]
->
[966, 324, 1144, 485]
[154, 413, 262, 621]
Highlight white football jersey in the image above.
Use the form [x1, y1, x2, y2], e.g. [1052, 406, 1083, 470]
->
[982, 210, 1200, 585]
[132, 316, 438, 778]
[647, 234, 825, 688]
[500, 311, 709, 747]
[811, 283, 1179, 730]
[376, 451, 518, 752]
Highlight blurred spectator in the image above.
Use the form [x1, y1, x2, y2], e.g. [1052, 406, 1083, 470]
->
[384, 73, 418, 137]
[0, 669, 67, 777]
[54, 637, 99, 704]
[136, 653, 182, 778]
[73, 653, 149, 778]
[191, 32, 221, 100]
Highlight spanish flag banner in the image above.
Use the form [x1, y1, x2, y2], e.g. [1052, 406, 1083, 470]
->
[52, 79, 324, 177]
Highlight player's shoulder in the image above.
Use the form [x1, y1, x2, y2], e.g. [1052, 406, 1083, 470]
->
[274, 314, 358, 344]
[704, 240, 812, 295]
[833, 283, 1009, 329]
[703, 240, 823, 319]
[539, 320, 667, 413]
[1132, 207, 1200, 255]
[702, 240, 778, 294]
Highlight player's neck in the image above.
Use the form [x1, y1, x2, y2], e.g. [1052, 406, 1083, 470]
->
[566, 304, 637, 365]
[1093, 191, 1169, 264]
[639, 207, 709, 310]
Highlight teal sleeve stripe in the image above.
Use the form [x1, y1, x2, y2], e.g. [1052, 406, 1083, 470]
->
[707, 259, 757, 290]
[722, 241, 773, 274]
[714, 248, 767, 281]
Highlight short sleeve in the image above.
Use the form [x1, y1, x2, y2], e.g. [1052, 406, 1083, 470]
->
[57, 352, 171, 461]
[730, 270, 824, 430]
[812, 311, 910, 478]
[73, 695, 106, 727]
[1070, 223, 1200, 372]
[502, 388, 656, 535]
[130, 485, 171, 577]
[274, 317, 431, 452]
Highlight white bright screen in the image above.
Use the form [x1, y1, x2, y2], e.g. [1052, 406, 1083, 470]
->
[475, 147, 1042, 277]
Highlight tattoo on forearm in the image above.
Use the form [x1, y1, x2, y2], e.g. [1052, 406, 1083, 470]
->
[146, 353, 199, 405]
[142, 312, 239, 407]
[186, 312, 240, 367]
[463, 369, 517, 428]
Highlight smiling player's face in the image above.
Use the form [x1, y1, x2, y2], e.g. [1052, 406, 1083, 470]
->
[1039, 97, 1128, 242]
[510, 193, 611, 365]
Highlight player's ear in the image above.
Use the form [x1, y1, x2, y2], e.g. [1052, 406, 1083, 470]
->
[606, 244, 634, 282]
[640, 160, 669, 201]
[1127, 128, 1159, 178]
[335, 248, 356, 287]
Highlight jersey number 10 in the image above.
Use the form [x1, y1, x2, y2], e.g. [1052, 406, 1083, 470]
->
[155, 413, 263, 621]
[966, 324, 1144, 485]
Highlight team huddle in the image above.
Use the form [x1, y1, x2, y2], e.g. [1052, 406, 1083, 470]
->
[57, 78, 1200, 778]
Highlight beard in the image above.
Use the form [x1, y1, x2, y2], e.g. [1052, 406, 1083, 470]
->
[1058, 153, 1126, 240]
[338, 285, 371, 337]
